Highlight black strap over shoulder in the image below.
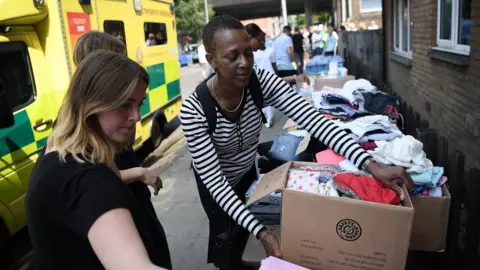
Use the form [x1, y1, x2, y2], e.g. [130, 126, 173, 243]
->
[195, 73, 217, 135]
[249, 72, 267, 124]
[195, 72, 267, 136]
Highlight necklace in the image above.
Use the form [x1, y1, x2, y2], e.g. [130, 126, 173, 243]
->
[212, 75, 244, 113]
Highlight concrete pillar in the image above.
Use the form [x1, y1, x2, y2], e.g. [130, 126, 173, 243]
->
[281, 0, 288, 27]
[204, 0, 209, 23]
[304, 0, 313, 28]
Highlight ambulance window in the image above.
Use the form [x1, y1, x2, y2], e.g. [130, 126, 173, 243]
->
[104, 20, 127, 48]
[0, 42, 36, 111]
[144, 22, 167, 46]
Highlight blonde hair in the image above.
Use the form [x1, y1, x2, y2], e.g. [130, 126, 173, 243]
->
[73, 30, 126, 66]
[48, 50, 149, 166]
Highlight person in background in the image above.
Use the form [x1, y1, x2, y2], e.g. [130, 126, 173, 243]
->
[197, 39, 214, 79]
[359, 22, 368, 31]
[368, 20, 379, 30]
[26, 51, 171, 270]
[156, 32, 166, 45]
[292, 27, 305, 73]
[272, 25, 297, 78]
[307, 25, 314, 53]
[323, 25, 339, 56]
[181, 14, 415, 270]
[311, 25, 327, 56]
[246, 23, 309, 128]
[72, 30, 166, 226]
[348, 22, 357, 31]
[146, 33, 157, 46]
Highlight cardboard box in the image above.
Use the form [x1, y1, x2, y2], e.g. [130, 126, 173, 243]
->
[314, 75, 355, 91]
[247, 162, 414, 270]
[409, 185, 451, 251]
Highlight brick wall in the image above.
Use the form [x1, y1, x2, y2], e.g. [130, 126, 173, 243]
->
[336, 0, 382, 29]
[384, 0, 480, 168]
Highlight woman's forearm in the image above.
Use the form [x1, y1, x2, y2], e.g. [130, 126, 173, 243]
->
[119, 167, 144, 184]
[281, 75, 296, 84]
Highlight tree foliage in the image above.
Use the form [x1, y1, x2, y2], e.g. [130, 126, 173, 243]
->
[174, 0, 214, 37]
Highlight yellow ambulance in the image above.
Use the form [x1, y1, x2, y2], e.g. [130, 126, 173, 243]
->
[0, 0, 182, 259]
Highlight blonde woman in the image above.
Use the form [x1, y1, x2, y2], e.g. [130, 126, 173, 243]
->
[72, 30, 163, 222]
[26, 51, 171, 269]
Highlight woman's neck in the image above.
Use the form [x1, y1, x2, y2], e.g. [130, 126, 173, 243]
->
[214, 75, 242, 99]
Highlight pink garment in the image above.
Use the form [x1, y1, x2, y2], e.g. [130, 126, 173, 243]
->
[287, 170, 320, 194]
[315, 149, 346, 165]
[260, 257, 309, 270]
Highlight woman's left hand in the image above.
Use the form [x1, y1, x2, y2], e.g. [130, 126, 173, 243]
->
[296, 74, 310, 83]
[367, 161, 415, 197]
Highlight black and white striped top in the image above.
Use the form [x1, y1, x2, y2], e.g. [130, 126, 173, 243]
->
[180, 68, 372, 238]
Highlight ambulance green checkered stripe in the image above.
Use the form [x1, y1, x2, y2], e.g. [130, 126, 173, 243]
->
[167, 79, 180, 100]
[36, 137, 48, 150]
[0, 110, 35, 157]
[140, 92, 151, 117]
[147, 63, 166, 90]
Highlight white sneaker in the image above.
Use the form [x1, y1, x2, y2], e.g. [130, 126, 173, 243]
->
[265, 122, 271, 128]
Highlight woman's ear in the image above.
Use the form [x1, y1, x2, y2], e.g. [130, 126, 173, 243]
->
[206, 53, 216, 70]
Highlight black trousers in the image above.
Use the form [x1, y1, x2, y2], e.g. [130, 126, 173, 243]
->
[194, 164, 258, 270]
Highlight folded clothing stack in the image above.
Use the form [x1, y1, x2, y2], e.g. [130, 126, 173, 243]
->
[368, 135, 447, 196]
[334, 115, 403, 143]
[246, 175, 282, 220]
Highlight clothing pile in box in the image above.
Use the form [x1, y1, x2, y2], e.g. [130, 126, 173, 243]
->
[286, 164, 400, 205]
[367, 135, 447, 196]
[308, 77, 446, 197]
[312, 79, 400, 120]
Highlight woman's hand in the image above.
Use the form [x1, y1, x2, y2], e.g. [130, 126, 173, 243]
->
[141, 168, 163, 195]
[367, 161, 415, 197]
[296, 74, 310, 83]
[260, 231, 283, 259]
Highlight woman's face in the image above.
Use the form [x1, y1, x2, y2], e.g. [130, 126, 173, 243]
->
[97, 80, 147, 144]
[250, 33, 266, 51]
[208, 28, 254, 89]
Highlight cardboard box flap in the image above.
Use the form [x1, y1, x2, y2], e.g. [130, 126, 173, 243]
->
[314, 75, 355, 91]
[283, 119, 298, 129]
[246, 162, 291, 206]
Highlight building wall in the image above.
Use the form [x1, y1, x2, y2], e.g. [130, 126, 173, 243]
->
[384, 0, 480, 168]
[336, 0, 383, 29]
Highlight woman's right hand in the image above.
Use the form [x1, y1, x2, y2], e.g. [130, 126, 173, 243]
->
[141, 168, 163, 195]
[260, 231, 283, 259]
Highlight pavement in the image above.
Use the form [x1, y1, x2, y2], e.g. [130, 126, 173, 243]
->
[148, 65, 288, 270]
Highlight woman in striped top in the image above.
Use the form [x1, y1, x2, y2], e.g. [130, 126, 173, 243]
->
[180, 15, 414, 270]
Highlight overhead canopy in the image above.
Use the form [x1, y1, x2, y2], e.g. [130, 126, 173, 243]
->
[211, 0, 331, 21]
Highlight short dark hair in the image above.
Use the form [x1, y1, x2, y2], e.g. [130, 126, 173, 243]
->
[295, 27, 300, 32]
[245, 23, 264, 38]
[202, 15, 245, 53]
[283, 25, 291, 32]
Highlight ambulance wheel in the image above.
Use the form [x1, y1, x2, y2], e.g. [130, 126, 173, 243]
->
[151, 113, 166, 149]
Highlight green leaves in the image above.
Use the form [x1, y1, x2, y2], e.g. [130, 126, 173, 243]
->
[174, 0, 214, 36]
